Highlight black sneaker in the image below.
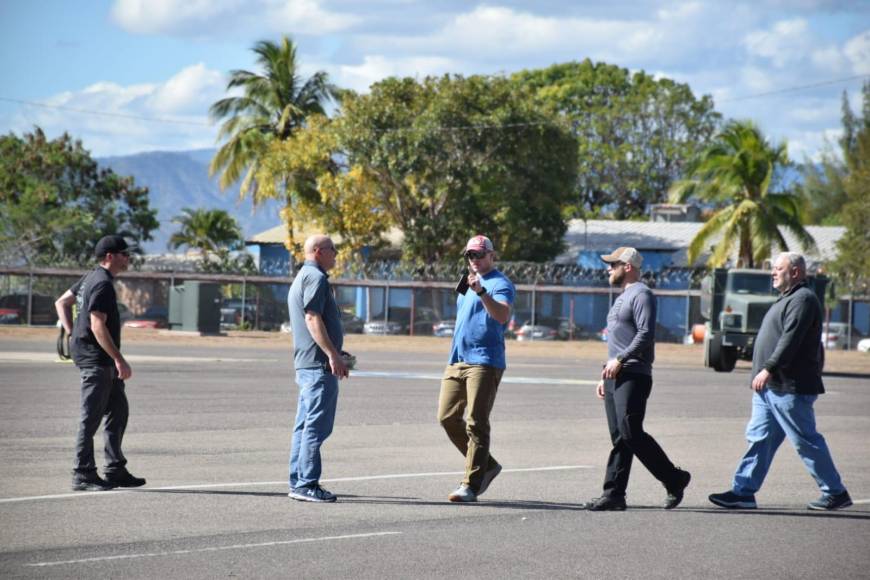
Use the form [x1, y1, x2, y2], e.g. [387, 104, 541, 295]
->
[584, 496, 627, 511]
[807, 491, 852, 511]
[105, 471, 146, 488]
[289, 485, 337, 503]
[663, 468, 691, 509]
[71, 475, 115, 492]
[708, 490, 757, 509]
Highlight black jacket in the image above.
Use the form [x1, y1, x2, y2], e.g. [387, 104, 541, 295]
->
[752, 282, 824, 394]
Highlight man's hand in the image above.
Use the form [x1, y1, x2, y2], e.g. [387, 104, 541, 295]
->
[329, 353, 349, 379]
[468, 272, 483, 294]
[115, 356, 132, 380]
[596, 380, 605, 400]
[751, 368, 770, 392]
[602, 358, 622, 379]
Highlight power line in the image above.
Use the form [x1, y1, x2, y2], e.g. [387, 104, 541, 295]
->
[0, 97, 212, 127]
[719, 74, 868, 103]
[2, 73, 867, 132]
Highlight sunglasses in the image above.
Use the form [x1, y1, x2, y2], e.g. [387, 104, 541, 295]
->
[465, 251, 488, 260]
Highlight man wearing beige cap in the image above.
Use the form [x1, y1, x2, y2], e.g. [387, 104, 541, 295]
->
[437, 235, 515, 502]
[584, 247, 690, 511]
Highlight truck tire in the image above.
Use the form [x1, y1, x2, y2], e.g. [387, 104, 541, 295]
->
[708, 333, 737, 372]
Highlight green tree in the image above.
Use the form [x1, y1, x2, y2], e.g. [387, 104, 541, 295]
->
[829, 106, 870, 293]
[209, 35, 337, 205]
[513, 60, 720, 219]
[0, 128, 157, 266]
[335, 74, 578, 262]
[669, 120, 815, 268]
[801, 82, 870, 225]
[168, 208, 250, 272]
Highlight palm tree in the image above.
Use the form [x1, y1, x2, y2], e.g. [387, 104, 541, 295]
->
[168, 208, 243, 258]
[668, 120, 815, 268]
[209, 36, 337, 204]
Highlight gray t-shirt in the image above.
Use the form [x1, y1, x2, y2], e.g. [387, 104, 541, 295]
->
[287, 261, 344, 370]
[606, 282, 656, 376]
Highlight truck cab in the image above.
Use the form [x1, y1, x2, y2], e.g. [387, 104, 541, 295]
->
[701, 268, 827, 372]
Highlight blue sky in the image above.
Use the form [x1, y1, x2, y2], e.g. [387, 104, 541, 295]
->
[1, 0, 868, 160]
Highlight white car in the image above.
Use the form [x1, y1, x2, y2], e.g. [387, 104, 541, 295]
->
[821, 322, 852, 350]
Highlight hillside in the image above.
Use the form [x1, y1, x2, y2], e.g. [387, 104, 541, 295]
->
[97, 149, 283, 253]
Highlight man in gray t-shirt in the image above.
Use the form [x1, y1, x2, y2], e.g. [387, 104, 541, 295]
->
[287, 234, 347, 503]
[584, 247, 690, 511]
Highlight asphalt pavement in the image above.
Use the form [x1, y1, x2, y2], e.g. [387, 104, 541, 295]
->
[0, 330, 868, 579]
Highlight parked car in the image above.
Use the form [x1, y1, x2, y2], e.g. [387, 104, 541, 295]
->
[0, 307, 21, 325]
[857, 338, 870, 353]
[0, 293, 58, 326]
[515, 316, 563, 341]
[821, 322, 857, 350]
[281, 311, 366, 334]
[124, 305, 168, 329]
[432, 320, 456, 337]
[363, 307, 441, 336]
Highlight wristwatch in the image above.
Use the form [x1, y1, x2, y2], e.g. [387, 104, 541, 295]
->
[616, 353, 626, 364]
[476, 287, 487, 296]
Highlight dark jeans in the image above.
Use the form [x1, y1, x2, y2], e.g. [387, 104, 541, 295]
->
[74, 365, 129, 476]
[602, 372, 679, 498]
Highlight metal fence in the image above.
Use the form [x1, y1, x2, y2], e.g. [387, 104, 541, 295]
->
[1, 266, 868, 346]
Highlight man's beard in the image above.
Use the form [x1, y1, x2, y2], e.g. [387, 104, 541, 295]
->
[610, 270, 625, 286]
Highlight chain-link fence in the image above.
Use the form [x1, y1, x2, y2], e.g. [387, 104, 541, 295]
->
[1, 266, 867, 346]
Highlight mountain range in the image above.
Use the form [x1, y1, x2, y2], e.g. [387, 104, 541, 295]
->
[97, 149, 283, 254]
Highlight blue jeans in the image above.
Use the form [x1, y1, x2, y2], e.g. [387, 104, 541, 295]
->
[732, 389, 845, 496]
[289, 367, 339, 490]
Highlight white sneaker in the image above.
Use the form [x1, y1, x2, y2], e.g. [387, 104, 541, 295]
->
[477, 463, 502, 496]
[448, 484, 477, 503]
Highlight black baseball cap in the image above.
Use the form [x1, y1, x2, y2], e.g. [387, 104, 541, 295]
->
[94, 235, 129, 258]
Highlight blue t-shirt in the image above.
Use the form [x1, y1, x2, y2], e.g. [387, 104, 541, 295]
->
[287, 261, 344, 370]
[448, 269, 515, 369]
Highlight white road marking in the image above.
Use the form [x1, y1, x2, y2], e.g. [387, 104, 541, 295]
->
[25, 531, 402, 568]
[0, 352, 271, 364]
[0, 465, 593, 504]
[351, 370, 597, 385]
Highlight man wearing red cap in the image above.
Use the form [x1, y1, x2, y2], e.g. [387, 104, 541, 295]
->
[438, 235, 515, 503]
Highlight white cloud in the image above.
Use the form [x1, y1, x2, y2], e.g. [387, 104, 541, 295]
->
[743, 18, 810, 67]
[265, 0, 361, 35]
[844, 29, 870, 74]
[4, 68, 225, 156]
[148, 63, 225, 114]
[111, 0, 246, 35]
[336, 55, 455, 92]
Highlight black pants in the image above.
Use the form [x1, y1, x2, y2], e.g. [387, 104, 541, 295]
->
[602, 372, 679, 498]
[74, 365, 129, 476]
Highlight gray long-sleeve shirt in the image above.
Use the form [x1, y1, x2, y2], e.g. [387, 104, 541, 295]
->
[752, 281, 824, 395]
[606, 282, 656, 376]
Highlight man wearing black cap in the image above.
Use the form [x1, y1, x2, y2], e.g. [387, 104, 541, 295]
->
[55, 235, 146, 491]
[584, 247, 689, 511]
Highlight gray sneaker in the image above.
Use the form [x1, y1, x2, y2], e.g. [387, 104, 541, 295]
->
[807, 491, 852, 511]
[289, 485, 337, 503]
[477, 463, 502, 497]
[448, 484, 477, 503]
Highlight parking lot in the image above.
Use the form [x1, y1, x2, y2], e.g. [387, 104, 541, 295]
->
[1, 328, 868, 579]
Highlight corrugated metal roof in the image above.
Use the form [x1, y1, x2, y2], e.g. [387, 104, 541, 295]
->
[558, 219, 845, 266]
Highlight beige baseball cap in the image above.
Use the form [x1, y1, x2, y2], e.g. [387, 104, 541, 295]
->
[600, 247, 643, 268]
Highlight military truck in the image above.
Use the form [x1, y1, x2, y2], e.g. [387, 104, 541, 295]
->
[701, 268, 828, 372]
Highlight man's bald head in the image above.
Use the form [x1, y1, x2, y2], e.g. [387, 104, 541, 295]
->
[304, 234, 338, 271]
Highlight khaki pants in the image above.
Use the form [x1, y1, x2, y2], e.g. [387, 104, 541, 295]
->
[437, 363, 504, 491]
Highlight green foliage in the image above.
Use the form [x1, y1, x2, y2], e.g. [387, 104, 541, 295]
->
[168, 208, 253, 273]
[513, 60, 720, 219]
[335, 74, 578, 263]
[209, 35, 337, 203]
[829, 99, 870, 293]
[0, 128, 158, 267]
[669, 120, 815, 268]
